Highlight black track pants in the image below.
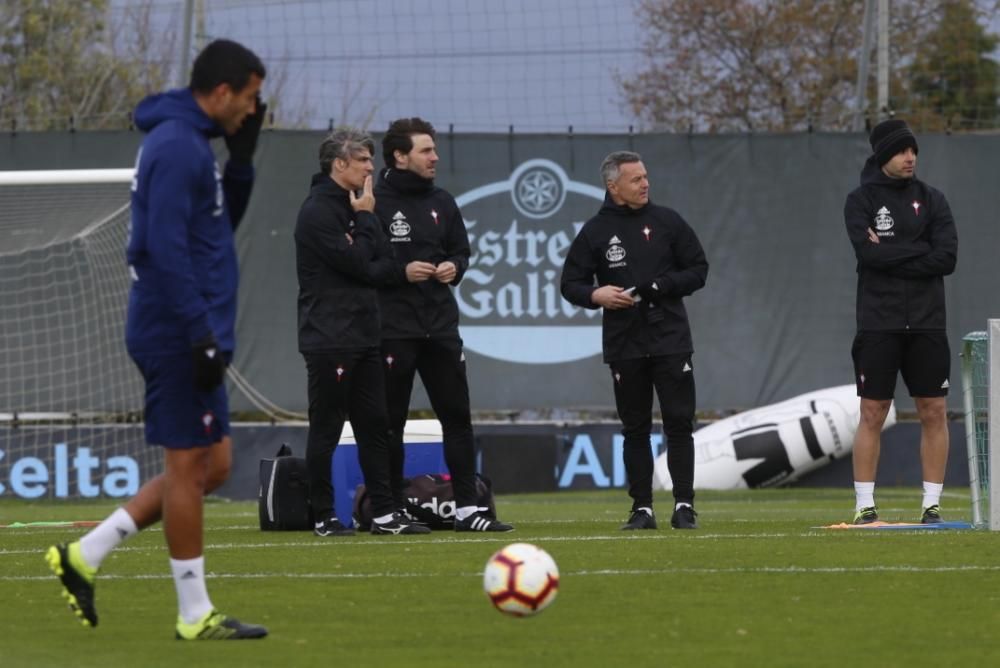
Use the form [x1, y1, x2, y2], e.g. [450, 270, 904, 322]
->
[609, 354, 696, 508]
[381, 338, 478, 508]
[303, 348, 394, 519]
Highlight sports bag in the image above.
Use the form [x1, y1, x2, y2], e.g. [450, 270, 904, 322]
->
[258, 443, 313, 531]
[352, 473, 496, 530]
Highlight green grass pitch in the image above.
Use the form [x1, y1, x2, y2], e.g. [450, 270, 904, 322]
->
[2, 488, 999, 667]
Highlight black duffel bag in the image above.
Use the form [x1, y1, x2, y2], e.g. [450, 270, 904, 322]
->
[258, 443, 313, 531]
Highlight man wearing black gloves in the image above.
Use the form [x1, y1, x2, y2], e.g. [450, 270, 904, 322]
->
[374, 117, 513, 532]
[561, 151, 708, 531]
[295, 126, 430, 537]
[47, 39, 268, 639]
[844, 119, 958, 525]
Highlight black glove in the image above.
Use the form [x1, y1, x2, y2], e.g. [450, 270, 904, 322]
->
[636, 280, 662, 302]
[224, 94, 267, 164]
[192, 335, 227, 392]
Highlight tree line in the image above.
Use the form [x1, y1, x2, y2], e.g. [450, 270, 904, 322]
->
[621, 0, 1000, 132]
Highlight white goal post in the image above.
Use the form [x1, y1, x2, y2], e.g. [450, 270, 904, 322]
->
[0, 167, 303, 500]
[0, 169, 135, 186]
[960, 321, 1000, 530]
[991, 320, 1000, 531]
[0, 168, 153, 498]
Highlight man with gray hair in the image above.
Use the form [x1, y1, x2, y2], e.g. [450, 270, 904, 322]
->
[561, 151, 708, 530]
[294, 126, 429, 536]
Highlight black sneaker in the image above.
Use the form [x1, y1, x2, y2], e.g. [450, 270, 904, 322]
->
[176, 609, 268, 640]
[670, 505, 699, 529]
[621, 508, 657, 530]
[45, 542, 98, 627]
[314, 516, 355, 537]
[921, 504, 943, 524]
[371, 512, 432, 535]
[398, 508, 429, 526]
[454, 512, 514, 532]
[853, 506, 879, 525]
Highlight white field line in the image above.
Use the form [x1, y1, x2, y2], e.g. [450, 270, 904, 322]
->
[0, 528, 966, 557]
[0, 533, 801, 556]
[7, 563, 1000, 583]
[3, 506, 966, 535]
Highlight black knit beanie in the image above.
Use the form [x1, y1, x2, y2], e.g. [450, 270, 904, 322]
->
[869, 119, 919, 167]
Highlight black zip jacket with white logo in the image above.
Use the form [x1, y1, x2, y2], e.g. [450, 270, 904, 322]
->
[560, 194, 708, 363]
[295, 173, 404, 352]
[373, 168, 470, 340]
[844, 158, 957, 332]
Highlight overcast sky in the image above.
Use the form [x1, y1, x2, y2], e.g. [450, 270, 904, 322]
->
[115, 0, 646, 133]
[117, 0, 1000, 134]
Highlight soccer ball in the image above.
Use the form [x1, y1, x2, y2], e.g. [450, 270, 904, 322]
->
[483, 542, 559, 617]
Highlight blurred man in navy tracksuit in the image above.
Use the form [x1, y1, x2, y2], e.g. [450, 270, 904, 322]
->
[47, 39, 269, 640]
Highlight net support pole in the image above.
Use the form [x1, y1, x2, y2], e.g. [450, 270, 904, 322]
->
[876, 0, 889, 117]
[961, 337, 983, 527]
[179, 0, 194, 88]
[990, 320, 1000, 530]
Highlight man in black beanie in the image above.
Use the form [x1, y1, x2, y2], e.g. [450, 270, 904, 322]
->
[843, 119, 958, 525]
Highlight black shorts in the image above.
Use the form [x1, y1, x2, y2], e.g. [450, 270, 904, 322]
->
[851, 331, 950, 400]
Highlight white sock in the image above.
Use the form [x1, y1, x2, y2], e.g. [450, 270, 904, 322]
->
[170, 556, 214, 625]
[373, 513, 395, 525]
[638, 506, 654, 516]
[456, 505, 478, 521]
[674, 503, 691, 511]
[78, 507, 138, 570]
[922, 481, 944, 509]
[854, 481, 876, 511]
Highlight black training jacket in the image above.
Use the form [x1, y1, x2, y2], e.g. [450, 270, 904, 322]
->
[560, 194, 708, 363]
[373, 168, 470, 339]
[295, 173, 405, 352]
[844, 158, 957, 332]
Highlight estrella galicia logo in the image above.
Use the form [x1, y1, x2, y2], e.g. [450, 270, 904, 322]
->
[389, 211, 411, 237]
[874, 206, 894, 231]
[605, 245, 626, 263]
[454, 159, 604, 364]
[389, 211, 411, 241]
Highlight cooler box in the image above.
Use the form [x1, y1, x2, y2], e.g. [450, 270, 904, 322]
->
[332, 419, 446, 526]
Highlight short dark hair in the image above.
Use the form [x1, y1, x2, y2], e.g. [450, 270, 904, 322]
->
[382, 117, 436, 167]
[189, 39, 266, 94]
[319, 126, 375, 174]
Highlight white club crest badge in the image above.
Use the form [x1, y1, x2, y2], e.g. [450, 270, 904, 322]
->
[201, 412, 214, 435]
[874, 206, 894, 231]
[911, 200, 922, 215]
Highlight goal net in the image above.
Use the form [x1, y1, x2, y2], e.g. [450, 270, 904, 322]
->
[0, 169, 155, 500]
[960, 321, 1000, 530]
